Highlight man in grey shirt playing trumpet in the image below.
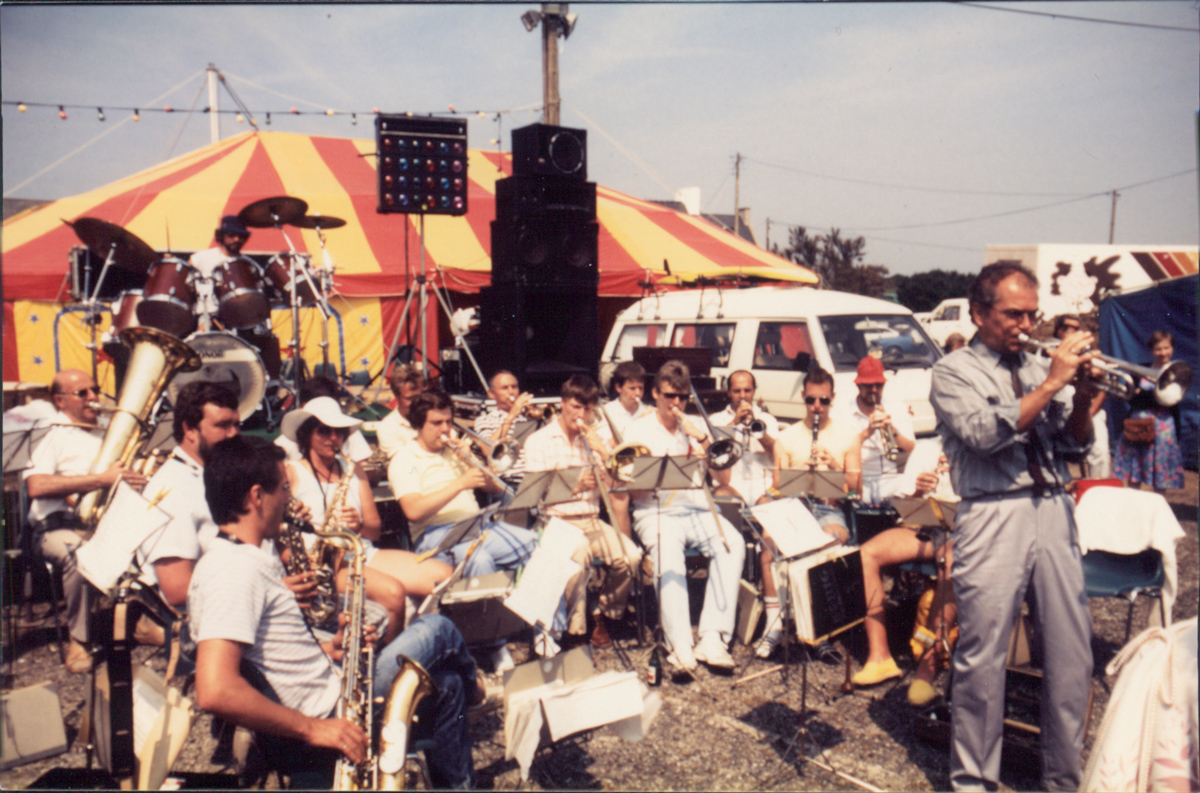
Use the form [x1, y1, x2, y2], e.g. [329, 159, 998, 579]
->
[931, 261, 1098, 793]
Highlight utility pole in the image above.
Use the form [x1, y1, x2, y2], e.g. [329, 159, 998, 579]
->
[733, 152, 741, 238]
[1108, 189, 1120, 244]
[522, 4, 577, 127]
[207, 64, 220, 144]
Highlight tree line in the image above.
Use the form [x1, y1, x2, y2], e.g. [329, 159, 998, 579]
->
[771, 225, 975, 313]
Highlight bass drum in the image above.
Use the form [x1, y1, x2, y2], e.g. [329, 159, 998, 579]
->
[167, 332, 267, 421]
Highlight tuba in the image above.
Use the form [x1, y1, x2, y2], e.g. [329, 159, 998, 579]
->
[75, 326, 201, 531]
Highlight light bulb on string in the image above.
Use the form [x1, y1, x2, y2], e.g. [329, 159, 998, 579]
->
[290, 107, 299, 114]
[132, 108, 140, 122]
[351, 113, 357, 126]
[478, 111, 487, 118]
[58, 106, 67, 120]
[448, 104, 456, 113]
[325, 108, 335, 116]
[236, 112, 245, 123]
[97, 108, 105, 122]
[17, 103, 27, 113]
[265, 112, 271, 125]
[163, 105, 173, 113]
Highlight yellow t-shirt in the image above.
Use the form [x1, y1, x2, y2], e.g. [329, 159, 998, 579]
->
[776, 419, 859, 471]
[387, 440, 479, 532]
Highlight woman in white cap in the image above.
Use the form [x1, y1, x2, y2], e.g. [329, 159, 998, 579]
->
[281, 397, 451, 643]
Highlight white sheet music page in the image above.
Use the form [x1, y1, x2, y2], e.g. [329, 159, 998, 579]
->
[749, 497, 834, 559]
[503, 517, 585, 629]
[76, 481, 173, 593]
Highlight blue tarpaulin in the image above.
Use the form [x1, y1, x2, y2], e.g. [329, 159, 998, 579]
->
[1098, 274, 1198, 470]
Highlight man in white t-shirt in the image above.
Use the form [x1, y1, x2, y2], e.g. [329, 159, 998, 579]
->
[839, 355, 917, 506]
[374, 364, 426, 460]
[603, 361, 652, 440]
[190, 435, 477, 789]
[134, 381, 240, 609]
[23, 368, 148, 672]
[623, 361, 745, 672]
[710, 370, 780, 505]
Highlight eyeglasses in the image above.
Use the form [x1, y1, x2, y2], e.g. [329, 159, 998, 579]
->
[314, 424, 350, 437]
[63, 386, 100, 398]
[804, 396, 832, 406]
[996, 309, 1042, 324]
[659, 392, 688, 401]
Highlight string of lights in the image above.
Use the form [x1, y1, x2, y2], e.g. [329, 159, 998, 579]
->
[952, 2, 1200, 33]
[3, 99, 538, 125]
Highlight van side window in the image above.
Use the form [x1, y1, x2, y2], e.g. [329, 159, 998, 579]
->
[819, 314, 938, 371]
[752, 321, 814, 371]
[670, 323, 736, 368]
[936, 305, 959, 321]
[613, 323, 667, 360]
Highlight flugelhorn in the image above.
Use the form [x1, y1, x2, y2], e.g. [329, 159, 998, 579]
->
[1019, 333, 1193, 407]
[76, 326, 201, 530]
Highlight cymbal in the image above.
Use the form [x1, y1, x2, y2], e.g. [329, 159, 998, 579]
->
[67, 217, 159, 272]
[292, 214, 346, 230]
[237, 196, 309, 228]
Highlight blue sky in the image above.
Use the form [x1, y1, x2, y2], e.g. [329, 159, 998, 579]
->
[3, 2, 1196, 276]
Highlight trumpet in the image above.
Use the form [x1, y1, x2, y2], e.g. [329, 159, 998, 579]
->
[452, 422, 521, 475]
[864, 394, 901, 463]
[1019, 333, 1193, 407]
[734, 400, 768, 440]
[685, 384, 743, 471]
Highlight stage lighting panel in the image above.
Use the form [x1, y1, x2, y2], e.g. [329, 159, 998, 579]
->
[376, 115, 468, 215]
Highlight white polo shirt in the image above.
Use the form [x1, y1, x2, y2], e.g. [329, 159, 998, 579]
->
[22, 411, 104, 523]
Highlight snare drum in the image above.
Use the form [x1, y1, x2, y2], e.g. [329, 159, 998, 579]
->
[138, 257, 197, 338]
[212, 257, 270, 328]
[263, 253, 317, 306]
[167, 332, 268, 421]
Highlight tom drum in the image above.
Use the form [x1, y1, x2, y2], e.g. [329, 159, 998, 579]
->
[137, 257, 197, 338]
[212, 257, 270, 329]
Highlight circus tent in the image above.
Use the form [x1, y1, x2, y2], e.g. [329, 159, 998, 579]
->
[2, 130, 815, 387]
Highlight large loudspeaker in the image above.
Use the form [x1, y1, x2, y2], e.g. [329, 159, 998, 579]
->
[490, 218, 598, 286]
[511, 124, 588, 181]
[478, 283, 598, 396]
[495, 176, 596, 220]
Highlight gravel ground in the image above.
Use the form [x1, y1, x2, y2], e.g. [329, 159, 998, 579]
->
[3, 470, 1196, 791]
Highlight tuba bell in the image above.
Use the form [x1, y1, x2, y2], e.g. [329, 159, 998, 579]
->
[75, 326, 201, 531]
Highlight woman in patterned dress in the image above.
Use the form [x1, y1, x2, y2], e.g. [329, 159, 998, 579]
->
[1112, 331, 1184, 492]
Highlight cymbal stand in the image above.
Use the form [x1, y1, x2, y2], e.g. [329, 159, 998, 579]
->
[84, 242, 122, 383]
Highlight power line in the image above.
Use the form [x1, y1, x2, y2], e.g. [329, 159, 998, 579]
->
[951, 2, 1200, 33]
[744, 155, 1084, 197]
[849, 168, 1198, 231]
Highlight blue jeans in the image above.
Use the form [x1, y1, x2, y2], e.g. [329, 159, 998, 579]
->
[374, 614, 478, 789]
[415, 518, 536, 578]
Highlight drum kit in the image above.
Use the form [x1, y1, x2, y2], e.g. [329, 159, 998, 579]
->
[66, 196, 348, 423]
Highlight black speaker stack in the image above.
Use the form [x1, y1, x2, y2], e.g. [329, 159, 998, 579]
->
[480, 123, 599, 396]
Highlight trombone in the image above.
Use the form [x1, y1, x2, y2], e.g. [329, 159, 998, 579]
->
[575, 416, 622, 529]
[1019, 333, 1193, 407]
[685, 383, 743, 471]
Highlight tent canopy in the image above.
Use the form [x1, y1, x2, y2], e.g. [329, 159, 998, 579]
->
[2, 130, 816, 302]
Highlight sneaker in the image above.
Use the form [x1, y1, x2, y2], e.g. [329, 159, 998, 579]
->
[468, 670, 504, 722]
[907, 678, 938, 707]
[851, 658, 903, 687]
[754, 629, 782, 659]
[491, 645, 515, 674]
[533, 631, 561, 658]
[664, 645, 698, 672]
[66, 639, 93, 674]
[693, 634, 735, 670]
[813, 640, 843, 665]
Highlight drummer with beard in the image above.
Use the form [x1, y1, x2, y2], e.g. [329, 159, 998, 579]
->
[189, 215, 282, 378]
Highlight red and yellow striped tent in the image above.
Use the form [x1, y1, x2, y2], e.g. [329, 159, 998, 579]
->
[2, 130, 814, 387]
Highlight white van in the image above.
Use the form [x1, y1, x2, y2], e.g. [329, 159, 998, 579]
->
[599, 285, 942, 433]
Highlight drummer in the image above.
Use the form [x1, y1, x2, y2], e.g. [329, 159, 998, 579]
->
[190, 215, 282, 378]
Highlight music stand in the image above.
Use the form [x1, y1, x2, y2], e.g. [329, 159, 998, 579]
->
[774, 469, 846, 500]
[508, 468, 584, 513]
[892, 496, 958, 532]
[419, 503, 501, 563]
[3, 427, 54, 474]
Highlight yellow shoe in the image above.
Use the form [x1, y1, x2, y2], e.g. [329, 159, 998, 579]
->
[850, 658, 902, 687]
[66, 639, 93, 674]
[908, 678, 938, 707]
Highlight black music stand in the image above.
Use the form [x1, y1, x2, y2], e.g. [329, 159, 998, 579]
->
[419, 503, 502, 563]
[509, 467, 583, 513]
[892, 496, 958, 532]
[3, 426, 53, 474]
[774, 468, 846, 501]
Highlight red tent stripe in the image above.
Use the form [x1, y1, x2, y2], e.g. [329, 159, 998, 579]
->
[1, 143, 248, 299]
[2, 302, 19, 381]
[220, 139, 304, 253]
[310, 136, 433, 294]
[1152, 252, 1185, 278]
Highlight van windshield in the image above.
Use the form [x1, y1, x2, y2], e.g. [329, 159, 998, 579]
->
[818, 314, 939, 372]
[610, 323, 667, 360]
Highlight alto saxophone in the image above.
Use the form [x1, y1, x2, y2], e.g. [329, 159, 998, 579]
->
[279, 501, 340, 628]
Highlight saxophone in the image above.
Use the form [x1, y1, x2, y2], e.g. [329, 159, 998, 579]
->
[279, 502, 341, 628]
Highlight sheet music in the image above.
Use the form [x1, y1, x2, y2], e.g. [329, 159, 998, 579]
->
[75, 482, 173, 594]
[750, 497, 836, 559]
[503, 517, 585, 629]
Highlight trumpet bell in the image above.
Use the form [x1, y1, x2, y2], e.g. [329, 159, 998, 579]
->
[1154, 361, 1192, 407]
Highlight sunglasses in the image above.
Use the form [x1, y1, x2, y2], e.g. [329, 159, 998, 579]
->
[314, 424, 350, 437]
[659, 392, 688, 401]
[804, 396, 832, 406]
[64, 386, 101, 398]
[997, 309, 1042, 323]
